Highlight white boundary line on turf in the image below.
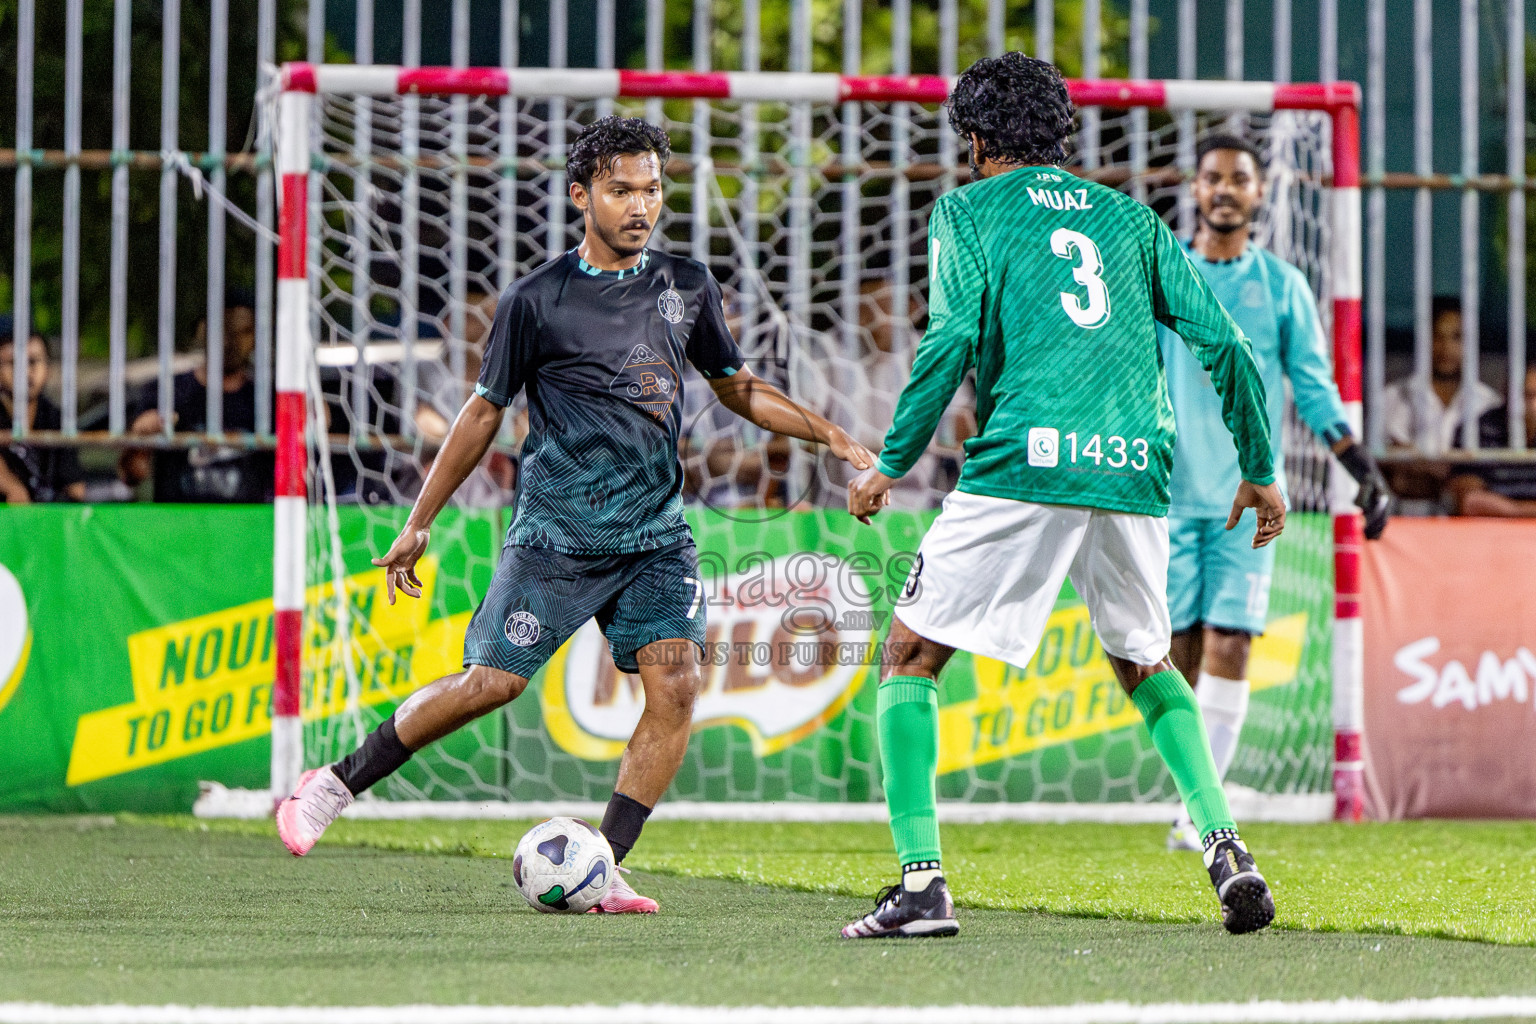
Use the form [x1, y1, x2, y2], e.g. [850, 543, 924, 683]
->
[192, 784, 1332, 824]
[3, 999, 1536, 1024]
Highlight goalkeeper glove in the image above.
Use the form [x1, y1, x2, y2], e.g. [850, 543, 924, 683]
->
[1336, 442, 1392, 540]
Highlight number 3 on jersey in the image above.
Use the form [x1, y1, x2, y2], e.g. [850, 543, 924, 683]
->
[1050, 228, 1112, 329]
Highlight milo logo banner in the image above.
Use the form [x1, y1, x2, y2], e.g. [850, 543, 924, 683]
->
[542, 553, 878, 762]
[0, 506, 1334, 813]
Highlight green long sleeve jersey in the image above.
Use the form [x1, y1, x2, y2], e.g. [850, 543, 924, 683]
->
[876, 166, 1275, 517]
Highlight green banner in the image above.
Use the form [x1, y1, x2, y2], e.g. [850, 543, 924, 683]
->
[1, 506, 275, 812]
[0, 505, 1333, 812]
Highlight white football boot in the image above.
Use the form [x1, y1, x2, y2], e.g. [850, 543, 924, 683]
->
[1166, 819, 1204, 852]
[275, 766, 353, 856]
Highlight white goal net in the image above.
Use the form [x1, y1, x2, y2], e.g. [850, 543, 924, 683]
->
[278, 71, 1341, 811]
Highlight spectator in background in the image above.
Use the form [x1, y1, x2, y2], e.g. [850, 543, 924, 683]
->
[799, 277, 974, 510]
[1380, 295, 1502, 455]
[122, 295, 274, 503]
[402, 289, 520, 507]
[1444, 364, 1536, 517]
[0, 328, 85, 503]
[680, 370, 793, 510]
[679, 285, 793, 510]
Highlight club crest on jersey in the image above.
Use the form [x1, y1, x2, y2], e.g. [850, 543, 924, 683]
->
[505, 610, 540, 647]
[657, 288, 686, 324]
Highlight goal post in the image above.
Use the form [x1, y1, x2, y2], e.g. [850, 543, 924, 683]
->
[272, 83, 312, 811]
[269, 65, 1364, 821]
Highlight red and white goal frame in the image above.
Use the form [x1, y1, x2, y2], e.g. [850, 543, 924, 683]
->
[271, 66, 1365, 820]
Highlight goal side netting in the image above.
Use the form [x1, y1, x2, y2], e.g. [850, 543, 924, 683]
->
[265, 67, 1364, 819]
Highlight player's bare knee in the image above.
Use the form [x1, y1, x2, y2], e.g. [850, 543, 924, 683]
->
[644, 664, 700, 723]
[1203, 627, 1253, 678]
[880, 619, 948, 682]
[1168, 628, 1202, 678]
[462, 665, 528, 709]
[1109, 655, 1178, 696]
[654, 685, 698, 725]
[881, 646, 926, 681]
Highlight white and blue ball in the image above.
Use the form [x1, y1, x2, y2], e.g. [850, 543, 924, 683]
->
[513, 816, 615, 913]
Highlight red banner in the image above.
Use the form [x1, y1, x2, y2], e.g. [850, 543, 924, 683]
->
[1362, 519, 1536, 819]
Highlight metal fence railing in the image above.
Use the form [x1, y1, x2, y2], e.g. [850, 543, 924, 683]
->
[2, 0, 1532, 496]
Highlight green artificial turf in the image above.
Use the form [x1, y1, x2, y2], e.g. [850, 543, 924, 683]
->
[1, 816, 1534, 1010]
[169, 815, 1536, 945]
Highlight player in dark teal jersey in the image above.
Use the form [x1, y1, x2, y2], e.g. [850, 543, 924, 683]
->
[277, 118, 876, 912]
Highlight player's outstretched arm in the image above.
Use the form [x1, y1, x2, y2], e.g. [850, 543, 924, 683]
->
[875, 196, 982, 486]
[1227, 479, 1287, 548]
[1275, 267, 1393, 539]
[848, 195, 983, 527]
[372, 393, 504, 604]
[708, 368, 876, 468]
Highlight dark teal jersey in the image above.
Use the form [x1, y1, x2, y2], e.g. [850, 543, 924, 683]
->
[475, 248, 745, 554]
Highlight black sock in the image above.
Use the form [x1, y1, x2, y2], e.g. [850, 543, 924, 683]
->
[332, 715, 413, 796]
[600, 791, 652, 863]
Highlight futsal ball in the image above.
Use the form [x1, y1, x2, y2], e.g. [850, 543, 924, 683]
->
[513, 816, 615, 913]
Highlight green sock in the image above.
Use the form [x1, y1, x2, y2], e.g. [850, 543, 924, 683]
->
[1131, 669, 1237, 840]
[877, 675, 942, 868]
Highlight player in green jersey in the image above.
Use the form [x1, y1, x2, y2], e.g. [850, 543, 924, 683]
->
[840, 54, 1283, 939]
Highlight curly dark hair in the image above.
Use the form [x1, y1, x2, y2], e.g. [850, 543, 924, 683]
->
[947, 53, 1076, 168]
[567, 115, 672, 189]
[1197, 133, 1266, 177]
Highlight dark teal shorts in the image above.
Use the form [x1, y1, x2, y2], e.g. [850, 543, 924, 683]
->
[462, 539, 706, 678]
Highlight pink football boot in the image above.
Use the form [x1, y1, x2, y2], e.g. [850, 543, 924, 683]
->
[275, 766, 353, 856]
[587, 865, 659, 914]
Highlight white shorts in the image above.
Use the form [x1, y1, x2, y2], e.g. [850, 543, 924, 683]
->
[898, 491, 1172, 668]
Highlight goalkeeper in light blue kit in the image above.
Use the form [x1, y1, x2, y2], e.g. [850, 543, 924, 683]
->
[1160, 135, 1392, 851]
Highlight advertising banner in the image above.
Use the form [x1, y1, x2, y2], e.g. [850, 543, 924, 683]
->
[1362, 519, 1536, 820]
[1, 506, 278, 811]
[0, 505, 1334, 812]
[0, 505, 499, 812]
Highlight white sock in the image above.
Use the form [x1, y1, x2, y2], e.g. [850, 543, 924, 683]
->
[1197, 671, 1250, 780]
[1173, 673, 1250, 828]
[902, 862, 943, 892]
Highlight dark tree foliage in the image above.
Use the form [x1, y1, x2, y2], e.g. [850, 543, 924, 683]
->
[0, 0, 313, 366]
